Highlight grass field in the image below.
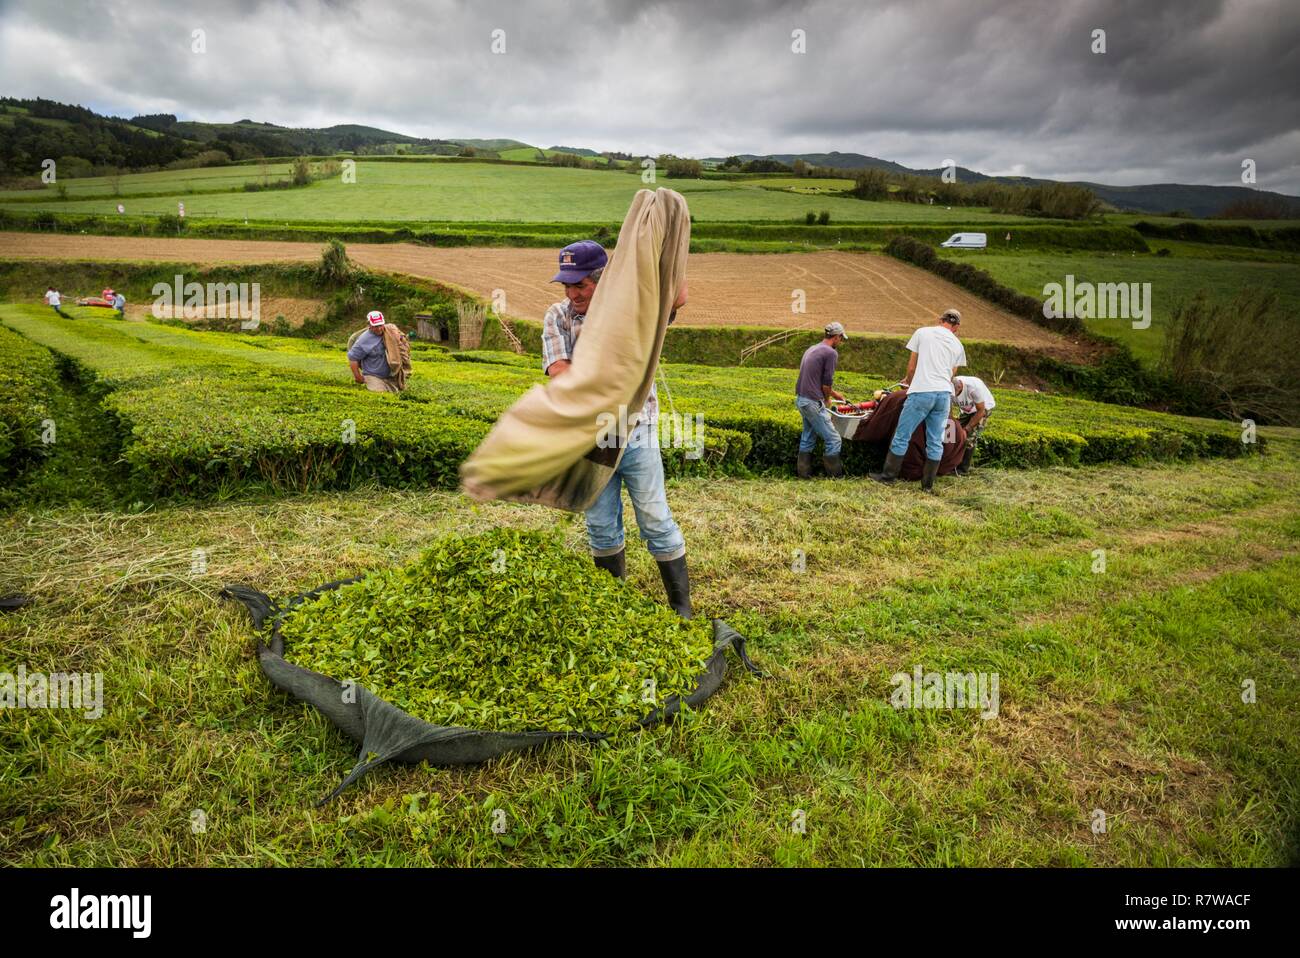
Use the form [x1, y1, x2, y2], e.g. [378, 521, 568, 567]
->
[0, 163, 297, 201]
[2, 300, 1297, 867]
[0, 160, 1039, 224]
[939, 248, 1300, 363]
[2, 442, 1298, 865]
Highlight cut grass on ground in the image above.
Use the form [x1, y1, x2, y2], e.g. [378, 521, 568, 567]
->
[1, 446, 1298, 865]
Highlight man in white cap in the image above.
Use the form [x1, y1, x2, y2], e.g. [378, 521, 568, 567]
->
[347, 309, 399, 393]
[870, 308, 966, 492]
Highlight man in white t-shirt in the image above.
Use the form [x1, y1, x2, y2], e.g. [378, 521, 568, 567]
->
[44, 286, 68, 318]
[870, 308, 967, 492]
[952, 374, 996, 475]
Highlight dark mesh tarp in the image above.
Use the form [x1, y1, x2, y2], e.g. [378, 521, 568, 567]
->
[223, 579, 764, 803]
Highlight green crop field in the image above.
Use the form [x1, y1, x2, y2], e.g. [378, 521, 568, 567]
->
[1, 207, 1297, 872]
[2, 307, 1298, 865]
[0, 159, 1039, 224]
[938, 248, 1300, 363]
[0, 305, 1258, 506]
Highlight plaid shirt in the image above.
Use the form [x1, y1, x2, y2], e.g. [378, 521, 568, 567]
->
[541, 299, 658, 425]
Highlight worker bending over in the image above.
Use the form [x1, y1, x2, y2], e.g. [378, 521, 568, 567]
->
[952, 374, 995, 475]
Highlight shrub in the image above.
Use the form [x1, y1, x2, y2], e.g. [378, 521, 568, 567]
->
[661, 424, 751, 478]
[1132, 220, 1300, 252]
[817, 210, 830, 225]
[316, 239, 353, 286]
[107, 375, 491, 498]
[1161, 289, 1300, 426]
[0, 325, 60, 478]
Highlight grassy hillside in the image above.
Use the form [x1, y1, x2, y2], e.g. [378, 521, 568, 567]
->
[0, 160, 1041, 224]
[0, 162, 295, 201]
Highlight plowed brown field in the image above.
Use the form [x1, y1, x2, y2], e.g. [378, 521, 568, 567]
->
[0, 232, 1087, 358]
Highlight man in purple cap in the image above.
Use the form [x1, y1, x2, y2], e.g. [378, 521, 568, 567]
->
[541, 240, 694, 619]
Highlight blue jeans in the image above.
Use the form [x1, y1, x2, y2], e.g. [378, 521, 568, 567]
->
[585, 423, 686, 561]
[890, 390, 951, 461]
[796, 396, 842, 456]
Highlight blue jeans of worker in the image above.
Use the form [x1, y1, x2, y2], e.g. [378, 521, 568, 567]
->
[795, 396, 842, 456]
[585, 423, 686, 561]
[890, 390, 950, 461]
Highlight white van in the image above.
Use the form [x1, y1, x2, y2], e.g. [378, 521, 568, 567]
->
[940, 232, 987, 249]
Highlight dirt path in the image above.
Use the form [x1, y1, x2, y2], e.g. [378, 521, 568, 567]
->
[0, 232, 1086, 357]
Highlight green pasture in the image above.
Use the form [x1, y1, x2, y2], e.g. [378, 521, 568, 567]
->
[0, 160, 1038, 224]
[939, 248, 1300, 363]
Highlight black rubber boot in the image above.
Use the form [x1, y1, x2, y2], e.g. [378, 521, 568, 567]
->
[593, 549, 627, 580]
[956, 446, 974, 476]
[921, 458, 941, 493]
[822, 454, 844, 478]
[796, 452, 813, 479]
[656, 555, 693, 619]
[869, 451, 904, 484]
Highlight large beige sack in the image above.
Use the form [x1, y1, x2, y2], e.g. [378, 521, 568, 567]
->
[460, 188, 690, 510]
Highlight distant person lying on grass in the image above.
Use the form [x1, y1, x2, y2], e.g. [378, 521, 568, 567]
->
[43, 286, 69, 318]
[347, 310, 411, 393]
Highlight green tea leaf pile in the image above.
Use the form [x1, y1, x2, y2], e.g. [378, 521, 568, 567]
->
[278, 530, 715, 733]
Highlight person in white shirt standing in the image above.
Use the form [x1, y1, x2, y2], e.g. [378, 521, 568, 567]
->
[952, 374, 996, 475]
[44, 286, 68, 318]
[870, 308, 967, 492]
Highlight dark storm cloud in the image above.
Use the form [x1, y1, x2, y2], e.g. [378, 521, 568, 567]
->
[2, 0, 1297, 191]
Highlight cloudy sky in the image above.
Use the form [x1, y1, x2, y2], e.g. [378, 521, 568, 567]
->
[2, 0, 1298, 192]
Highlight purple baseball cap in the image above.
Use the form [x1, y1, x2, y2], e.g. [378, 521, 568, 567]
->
[551, 240, 608, 284]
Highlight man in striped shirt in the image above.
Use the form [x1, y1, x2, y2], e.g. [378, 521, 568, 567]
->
[541, 239, 692, 619]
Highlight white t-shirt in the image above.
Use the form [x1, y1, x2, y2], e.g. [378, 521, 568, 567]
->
[906, 325, 967, 393]
[954, 375, 996, 414]
[44, 290, 60, 307]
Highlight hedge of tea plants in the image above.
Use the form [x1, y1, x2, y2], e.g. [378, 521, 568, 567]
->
[0, 324, 60, 479]
[0, 305, 1257, 501]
